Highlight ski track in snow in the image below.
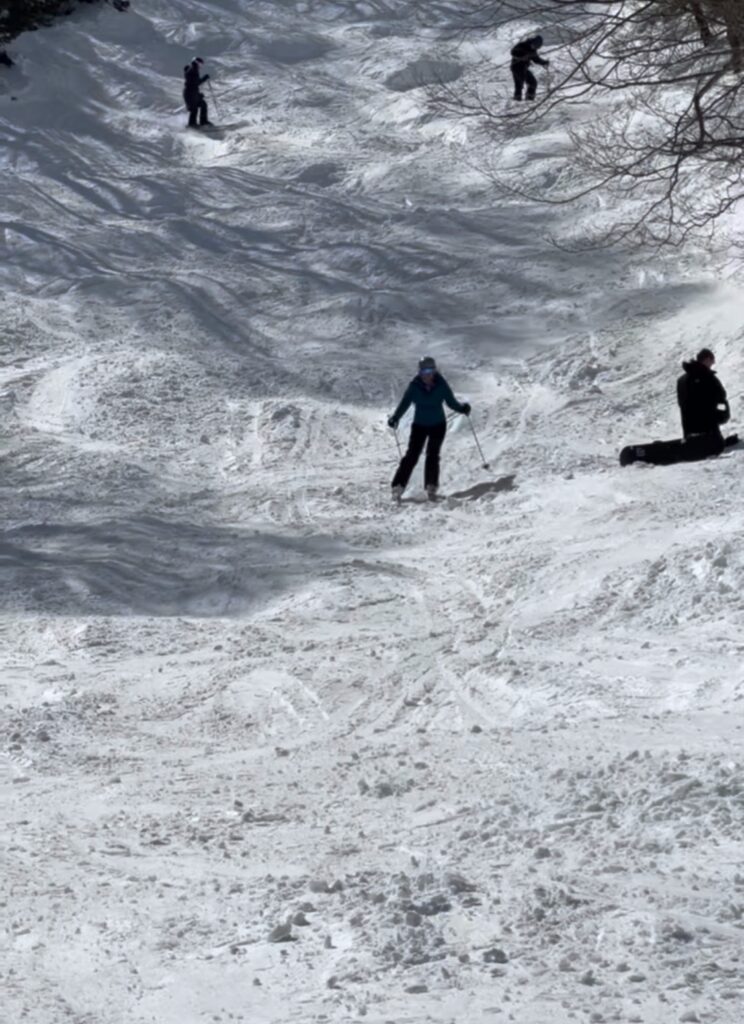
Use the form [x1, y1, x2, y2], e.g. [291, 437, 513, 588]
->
[2, 2, 744, 1023]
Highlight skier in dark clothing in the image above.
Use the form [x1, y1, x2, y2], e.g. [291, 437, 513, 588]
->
[388, 356, 471, 502]
[183, 57, 212, 128]
[677, 348, 730, 440]
[510, 35, 549, 101]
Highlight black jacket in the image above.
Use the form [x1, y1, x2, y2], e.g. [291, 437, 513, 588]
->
[183, 62, 207, 103]
[677, 360, 730, 437]
[510, 38, 549, 67]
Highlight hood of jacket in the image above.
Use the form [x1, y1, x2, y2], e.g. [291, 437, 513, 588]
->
[681, 359, 716, 377]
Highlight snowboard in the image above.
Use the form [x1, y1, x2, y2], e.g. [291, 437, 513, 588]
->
[619, 432, 727, 467]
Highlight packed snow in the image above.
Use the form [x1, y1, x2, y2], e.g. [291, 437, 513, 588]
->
[2, 2, 744, 1023]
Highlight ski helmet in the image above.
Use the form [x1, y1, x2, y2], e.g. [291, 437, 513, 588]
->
[418, 356, 437, 373]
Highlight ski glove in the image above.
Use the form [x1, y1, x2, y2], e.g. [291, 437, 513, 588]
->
[388, 416, 399, 429]
[461, 403, 471, 416]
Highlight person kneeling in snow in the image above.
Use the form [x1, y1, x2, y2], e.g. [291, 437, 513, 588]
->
[510, 34, 549, 101]
[388, 356, 470, 502]
[677, 348, 731, 442]
[183, 57, 212, 129]
[620, 348, 737, 467]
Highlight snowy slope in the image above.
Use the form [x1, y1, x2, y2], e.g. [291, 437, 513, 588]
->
[2, 2, 744, 1023]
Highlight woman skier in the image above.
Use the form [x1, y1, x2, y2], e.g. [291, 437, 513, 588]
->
[388, 356, 471, 502]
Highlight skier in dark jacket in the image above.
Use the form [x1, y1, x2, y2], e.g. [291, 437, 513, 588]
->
[388, 356, 471, 501]
[183, 57, 212, 128]
[677, 348, 730, 439]
[510, 35, 549, 101]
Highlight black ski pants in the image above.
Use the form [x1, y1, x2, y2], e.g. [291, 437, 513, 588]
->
[511, 62, 536, 100]
[392, 421, 447, 490]
[622, 430, 725, 467]
[185, 95, 209, 127]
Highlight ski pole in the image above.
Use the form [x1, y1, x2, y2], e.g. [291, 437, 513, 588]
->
[392, 427, 403, 459]
[467, 416, 490, 470]
[207, 79, 220, 119]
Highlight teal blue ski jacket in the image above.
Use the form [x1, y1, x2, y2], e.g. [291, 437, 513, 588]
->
[391, 374, 467, 427]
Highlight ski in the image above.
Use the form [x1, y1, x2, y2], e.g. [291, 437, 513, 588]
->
[391, 475, 516, 505]
[191, 122, 249, 133]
